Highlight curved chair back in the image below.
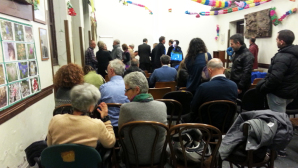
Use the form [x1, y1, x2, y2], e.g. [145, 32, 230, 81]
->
[156, 99, 183, 128]
[286, 94, 298, 117]
[155, 81, 177, 91]
[241, 88, 266, 112]
[118, 121, 169, 168]
[53, 104, 72, 116]
[90, 103, 122, 119]
[198, 100, 237, 134]
[168, 123, 222, 168]
[41, 144, 102, 168]
[148, 87, 172, 99]
[252, 78, 262, 84]
[163, 91, 193, 115]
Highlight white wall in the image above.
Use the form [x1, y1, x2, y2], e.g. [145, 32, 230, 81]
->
[0, 2, 55, 167]
[217, 0, 298, 64]
[95, 0, 219, 56]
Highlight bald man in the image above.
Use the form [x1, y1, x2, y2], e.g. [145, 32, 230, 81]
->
[85, 40, 98, 69]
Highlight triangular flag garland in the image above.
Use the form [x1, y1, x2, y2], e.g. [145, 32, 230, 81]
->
[67, 1, 77, 16]
[270, 8, 297, 26]
[120, 0, 153, 15]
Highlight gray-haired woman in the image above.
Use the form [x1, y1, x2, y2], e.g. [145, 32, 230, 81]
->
[118, 72, 167, 165]
[47, 83, 116, 149]
[96, 41, 112, 77]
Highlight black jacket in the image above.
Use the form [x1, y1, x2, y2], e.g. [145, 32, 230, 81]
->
[230, 45, 254, 91]
[257, 45, 298, 99]
[176, 68, 188, 87]
[153, 43, 166, 69]
[138, 43, 151, 64]
[123, 66, 146, 77]
[167, 46, 174, 56]
[96, 50, 112, 77]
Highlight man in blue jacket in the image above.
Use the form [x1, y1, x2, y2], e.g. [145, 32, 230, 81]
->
[149, 55, 177, 87]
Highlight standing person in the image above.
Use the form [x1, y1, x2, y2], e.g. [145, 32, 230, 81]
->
[153, 36, 166, 70]
[150, 43, 158, 72]
[249, 37, 259, 69]
[167, 39, 174, 56]
[96, 41, 112, 78]
[185, 38, 212, 94]
[229, 34, 254, 98]
[257, 30, 298, 113]
[123, 58, 145, 77]
[111, 39, 122, 60]
[85, 40, 98, 70]
[170, 40, 183, 68]
[128, 44, 135, 59]
[138, 38, 151, 71]
[122, 44, 131, 69]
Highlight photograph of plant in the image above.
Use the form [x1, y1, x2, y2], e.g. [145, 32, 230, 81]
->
[6, 63, 18, 82]
[9, 82, 21, 104]
[0, 20, 13, 41]
[0, 86, 7, 108]
[24, 26, 33, 42]
[14, 23, 24, 41]
[16, 43, 27, 60]
[0, 64, 5, 85]
[21, 79, 31, 98]
[3, 42, 16, 61]
[31, 77, 39, 93]
[18, 62, 28, 79]
[29, 61, 37, 76]
[27, 44, 35, 59]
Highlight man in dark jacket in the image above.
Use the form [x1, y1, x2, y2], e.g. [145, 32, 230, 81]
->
[166, 39, 174, 56]
[138, 38, 151, 71]
[257, 30, 298, 112]
[230, 34, 254, 98]
[123, 58, 145, 77]
[153, 36, 166, 70]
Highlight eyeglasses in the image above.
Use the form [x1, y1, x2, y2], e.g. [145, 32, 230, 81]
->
[105, 70, 108, 73]
[125, 88, 133, 92]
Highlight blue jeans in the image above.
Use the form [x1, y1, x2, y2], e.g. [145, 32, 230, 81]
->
[266, 93, 293, 112]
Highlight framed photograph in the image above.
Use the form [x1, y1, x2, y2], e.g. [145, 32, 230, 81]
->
[33, 0, 46, 24]
[39, 28, 49, 61]
[18, 62, 28, 79]
[29, 61, 37, 76]
[14, 23, 24, 41]
[24, 26, 34, 42]
[6, 63, 18, 82]
[21, 79, 31, 98]
[0, 20, 13, 41]
[9, 82, 21, 104]
[16, 43, 27, 60]
[30, 77, 39, 93]
[0, 64, 5, 85]
[3, 41, 16, 61]
[27, 43, 35, 59]
[0, 86, 8, 108]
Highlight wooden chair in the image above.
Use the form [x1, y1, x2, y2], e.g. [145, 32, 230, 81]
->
[252, 78, 262, 84]
[197, 100, 237, 134]
[118, 121, 169, 168]
[155, 81, 177, 91]
[249, 84, 257, 89]
[144, 70, 150, 78]
[53, 104, 72, 116]
[105, 75, 110, 82]
[168, 123, 222, 168]
[223, 123, 276, 168]
[179, 87, 187, 91]
[240, 88, 267, 112]
[156, 99, 183, 128]
[148, 87, 172, 99]
[163, 91, 193, 115]
[253, 69, 264, 72]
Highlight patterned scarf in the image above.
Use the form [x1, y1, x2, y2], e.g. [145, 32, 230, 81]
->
[132, 93, 154, 102]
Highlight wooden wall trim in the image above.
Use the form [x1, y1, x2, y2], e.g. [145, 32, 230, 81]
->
[0, 85, 54, 125]
[79, 27, 85, 68]
[64, 20, 71, 64]
[258, 63, 270, 69]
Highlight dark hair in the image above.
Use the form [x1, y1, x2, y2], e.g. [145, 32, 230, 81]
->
[278, 30, 295, 45]
[174, 40, 179, 45]
[169, 39, 174, 44]
[250, 38, 256, 43]
[122, 43, 128, 51]
[159, 36, 165, 43]
[160, 55, 171, 64]
[83, 65, 94, 75]
[143, 38, 148, 42]
[230, 34, 244, 45]
[185, 38, 207, 62]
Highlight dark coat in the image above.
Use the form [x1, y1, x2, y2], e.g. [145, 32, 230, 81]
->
[167, 46, 174, 56]
[96, 49, 112, 77]
[153, 43, 166, 69]
[257, 45, 298, 99]
[123, 66, 145, 77]
[176, 68, 188, 87]
[138, 43, 151, 64]
[230, 45, 254, 91]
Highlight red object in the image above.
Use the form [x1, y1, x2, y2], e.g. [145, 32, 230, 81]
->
[68, 8, 76, 16]
[223, 9, 228, 14]
[33, 79, 38, 91]
[249, 43, 259, 69]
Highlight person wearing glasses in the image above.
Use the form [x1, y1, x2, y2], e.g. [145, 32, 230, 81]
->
[118, 71, 167, 165]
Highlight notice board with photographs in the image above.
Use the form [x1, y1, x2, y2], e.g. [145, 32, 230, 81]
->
[0, 17, 41, 111]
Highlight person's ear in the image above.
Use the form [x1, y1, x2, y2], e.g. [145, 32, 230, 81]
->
[136, 86, 141, 94]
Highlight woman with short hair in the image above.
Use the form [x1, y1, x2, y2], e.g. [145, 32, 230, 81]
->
[96, 41, 112, 78]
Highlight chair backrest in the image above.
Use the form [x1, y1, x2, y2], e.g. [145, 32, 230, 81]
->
[155, 81, 176, 91]
[41, 144, 102, 168]
[118, 121, 169, 168]
[53, 104, 73, 116]
[163, 91, 193, 115]
[168, 123, 222, 168]
[156, 99, 183, 128]
[144, 70, 150, 78]
[252, 78, 262, 84]
[286, 94, 298, 116]
[241, 88, 266, 111]
[252, 69, 264, 72]
[179, 87, 187, 91]
[105, 75, 110, 82]
[90, 103, 122, 119]
[148, 87, 172, 99]
[198, 100, 237, 134]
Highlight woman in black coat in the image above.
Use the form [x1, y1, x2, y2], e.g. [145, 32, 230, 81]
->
[96, 41, 112, 77]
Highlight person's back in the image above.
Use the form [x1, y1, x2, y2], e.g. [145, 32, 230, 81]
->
[153, 36, 166, 69]
[123, 58, 145, 77]
[96, 43, 112, 77]
[138, 38, 151, 71]
[84, 71, 104, 88]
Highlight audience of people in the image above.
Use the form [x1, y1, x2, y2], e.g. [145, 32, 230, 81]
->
[138, 38, 151, 72]
[96, 41, 112, 77]
[123, 58, 145, 77]
[83, 65, 105, 88]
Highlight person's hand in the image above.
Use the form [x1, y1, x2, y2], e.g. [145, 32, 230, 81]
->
[97, 102, 108, 119]
[238, 89, 242, 94]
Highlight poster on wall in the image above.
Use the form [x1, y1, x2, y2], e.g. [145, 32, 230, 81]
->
[24, 26, 34, 42]
[27, 43, 35, 59]
[14, 23, 24, 42]
[9, 82, 21, 104]
[33, 0, 46, 24]
[0, 20, 13, 41]
[3, 41, 16, 61]
[39, 28, 49, 61]
[0, 64, 5, 85]
[6, 63, 18, 82]
[18, 62, 28, 79]
[21, 79, 31, 98]
[0, 86, 7, 108]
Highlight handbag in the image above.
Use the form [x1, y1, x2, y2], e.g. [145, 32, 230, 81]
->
[201, 53, 210, 82]
[171, 129, 212, 163]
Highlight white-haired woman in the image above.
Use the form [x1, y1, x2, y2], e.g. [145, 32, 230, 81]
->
[47, 83, 116, 149]
[118, 72, 167, 165]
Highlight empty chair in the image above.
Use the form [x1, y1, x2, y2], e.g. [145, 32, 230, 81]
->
[118, 121, 169, 167]
[155, 81, 177, 91]
[53, 104, 72, 116]
[163, 90, 193, 115]
[156, 99, 183, 128]
[197, 100, 237, 134]
[148, 87, 172, 99]
[241, 88, 267, 112]
[41, 144, 102, 168]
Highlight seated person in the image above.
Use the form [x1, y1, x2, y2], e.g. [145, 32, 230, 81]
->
[119, 72, 167, 165]
[83, 65, 105, 88]
[47, 83, 116, 148]
[123, 58, 145, 77]
[176, 59, 188, 88]
[53, 63, 84, 107]
[183, 58, 238, 125]
[99, 59, 130, 129]
[149, 55, 177, 87]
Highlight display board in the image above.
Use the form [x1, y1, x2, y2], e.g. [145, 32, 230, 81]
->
[0, 17, 41, 111]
